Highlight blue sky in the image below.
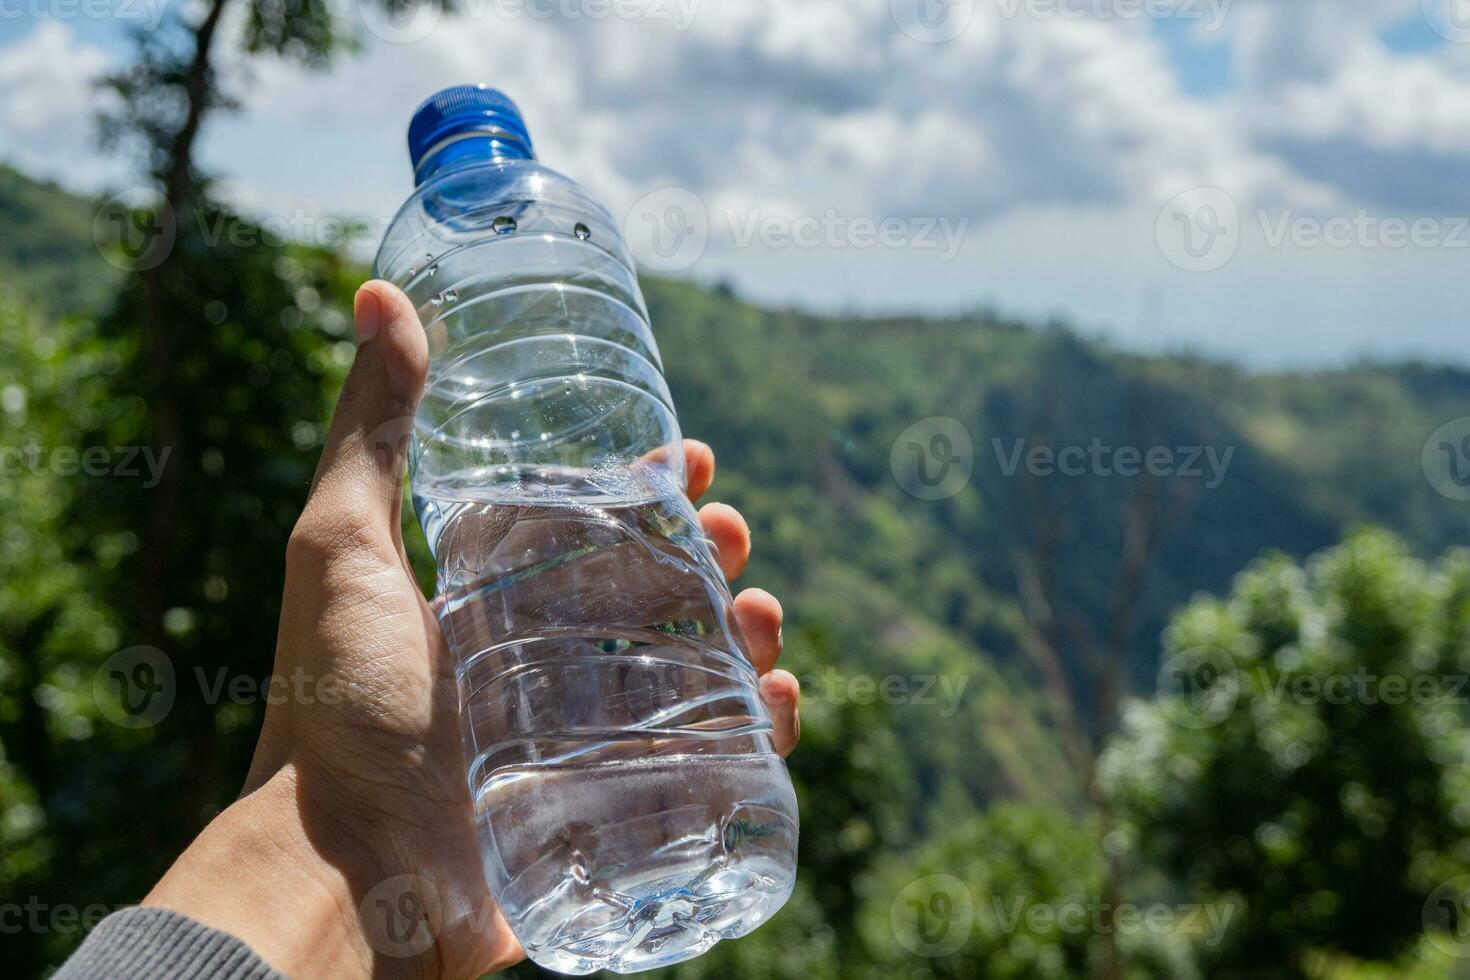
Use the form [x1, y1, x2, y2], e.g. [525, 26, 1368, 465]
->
[2, 0, 1469, 368]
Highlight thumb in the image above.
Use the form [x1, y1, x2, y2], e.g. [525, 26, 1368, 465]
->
[303, 281, 428, 541]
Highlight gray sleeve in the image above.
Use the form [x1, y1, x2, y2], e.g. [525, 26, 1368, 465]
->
[51, 906, 287, 980]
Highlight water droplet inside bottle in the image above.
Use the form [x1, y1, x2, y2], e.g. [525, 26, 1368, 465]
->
[444, 289, 459, 303]
[493, 215, 517, 235]
[430, 293, 444, 307]
[569, 852, 591, 886]
[574, 222, 591, 241]
[427, 263, 438, 277]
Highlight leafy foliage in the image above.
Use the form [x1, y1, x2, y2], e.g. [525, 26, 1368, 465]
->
[0, 197, 354, 974]
[0, 167, 119, 317]
[6, 164, 1470, 978]
[1101, 530, 1470, 976]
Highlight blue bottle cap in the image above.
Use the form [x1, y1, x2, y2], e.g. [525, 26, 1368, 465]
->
[408, 85, 534, 180]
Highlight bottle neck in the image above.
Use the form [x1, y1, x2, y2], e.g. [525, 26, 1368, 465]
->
[413, 131, 535, 186]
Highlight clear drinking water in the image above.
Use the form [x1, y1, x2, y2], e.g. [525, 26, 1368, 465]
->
[373, 85, 798, 974]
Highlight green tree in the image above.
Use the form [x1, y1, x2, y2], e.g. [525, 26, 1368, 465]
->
[0, 0, 446, 970]
[0, 298, 122, 969]
[1100, 529, 1470, 977]
[854, 802, 1198, 980]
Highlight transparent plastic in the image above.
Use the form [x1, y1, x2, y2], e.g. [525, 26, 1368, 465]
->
[374, 152, 798, 973]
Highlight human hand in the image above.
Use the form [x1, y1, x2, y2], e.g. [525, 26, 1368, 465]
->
[142, 281, 800, 978]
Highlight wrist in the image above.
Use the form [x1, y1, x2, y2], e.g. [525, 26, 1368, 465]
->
[142, 764, 388, 978]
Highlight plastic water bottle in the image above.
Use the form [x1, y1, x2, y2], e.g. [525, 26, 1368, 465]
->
[373, 85, 799, 974]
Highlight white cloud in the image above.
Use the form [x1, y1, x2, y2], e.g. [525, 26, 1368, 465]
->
[1224, 2, 1470, 210]
[0, 22, 120, 189]
[227, 5, 1274, 218]
[3, 2, 1468, 365]
[1251, 45, 1470, 155]
[1229, 0, 1407, 90]
[193, 2, 1470, 366]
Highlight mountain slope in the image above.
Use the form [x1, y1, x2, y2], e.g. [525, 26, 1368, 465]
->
[5, 169, 1470, 817]
[0, 166, 119, 316]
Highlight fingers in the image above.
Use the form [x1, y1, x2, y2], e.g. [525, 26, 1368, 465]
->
[694, 467, 798, 757]
[698, 502, 749, 580]
[298, 282, 427, 551]
[734, 589, 798, 756]
[684, 439, 715, 502]
[760, 670, 800, 758]
[638, 438, 715, 500]
[732, 589, 783, 674]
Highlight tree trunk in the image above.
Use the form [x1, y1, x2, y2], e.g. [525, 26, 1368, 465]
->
[136, 0, 230, 651]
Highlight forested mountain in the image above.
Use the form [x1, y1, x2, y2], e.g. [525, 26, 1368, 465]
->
[0, 166, 120, 316]
[3, 166, 1469, 976]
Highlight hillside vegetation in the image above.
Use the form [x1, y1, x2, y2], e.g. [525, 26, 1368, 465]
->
[3, 167, 1470, 976]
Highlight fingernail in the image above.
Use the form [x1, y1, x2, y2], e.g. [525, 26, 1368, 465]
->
[354, 287, 381, 346]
